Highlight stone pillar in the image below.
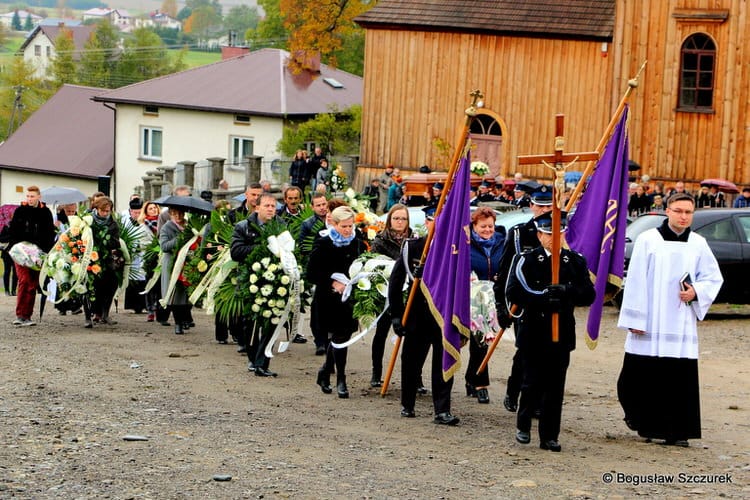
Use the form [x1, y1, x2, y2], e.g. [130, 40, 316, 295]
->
[177, 161, 196, 190]
[141, 175, 158, 199]
[245, 154, 263, 186]
[158, 165, 176, 187]
[150, 180, 168, 200]
[207, 157, 226, 189]
[146, 170, 164, 182]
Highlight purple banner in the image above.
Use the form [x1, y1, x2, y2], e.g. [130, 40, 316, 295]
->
[420, 154, 472, 380]
[567, 107, 630, 348]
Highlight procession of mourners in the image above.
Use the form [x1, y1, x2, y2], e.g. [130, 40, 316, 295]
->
[2, 143, 741, 453]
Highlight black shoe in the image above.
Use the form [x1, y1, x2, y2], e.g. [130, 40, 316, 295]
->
[174, 324, 184, 335]
[181, 322, 190, 330]
[540, 439, 562, 452]
[433, 412, 460, 426]
[315, 345, 326, 356]
[247, 361, 254, 372]
[477, 388, 490, 404]
[337, 381, 349, 399]
[370, 378, 382, 388]
[400, 407, 415, 418]
[515, 430, 531, 444]
[255, 368, 278, 377]
[316, 369, 332, 394]
[159, 321, 171, 326]
[503, 395, 518, 413]
[237, 345, 247, 353]
[465, 383, 477, 397]
[664, 439, 689, 448]
[292, 334, 307, 344]
[417, 386, 429, 395]
[188, 322, 196, 328]
[84, 319, 93, 329]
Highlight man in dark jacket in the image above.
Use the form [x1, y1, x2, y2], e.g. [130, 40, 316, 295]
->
[298, 192, 329, 354]
[495, 184, 553, 413]
[230, 193, 286, 377]
[228, 182, 263, 225]
[506, 212, 595, 452]
[7, 185, 56, 326]
[389, 214, 459, 425]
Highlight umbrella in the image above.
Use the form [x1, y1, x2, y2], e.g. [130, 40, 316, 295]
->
[699, 178, 739, 194]
[160, 195, 214, 214]
[564, 171, 583, 184]
[153, 194, 171, 204]
[0, 204, 18, 231]
[40, 187, 88, 206]
[233, 193, 246, 202]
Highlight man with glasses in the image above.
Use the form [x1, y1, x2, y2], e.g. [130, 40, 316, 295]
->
[617, 193, 723, 448]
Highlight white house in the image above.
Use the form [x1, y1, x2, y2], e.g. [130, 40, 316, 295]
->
[93, 48, 363, 211]
[19, 24, 95, 80]
[82, 8, 131, 29]
[0, 85, 113, 205]
[0, 9, 42, 29]
[135, 11, 181, 31]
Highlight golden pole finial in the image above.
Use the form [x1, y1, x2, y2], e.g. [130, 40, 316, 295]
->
[466, 90, 484, 117]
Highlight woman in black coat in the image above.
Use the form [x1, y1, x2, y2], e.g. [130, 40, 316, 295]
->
[307, 206, 367, 398]
[85, 196, 122, 328]
[369, 203, 412, 387]
[466, 207, 505, 404]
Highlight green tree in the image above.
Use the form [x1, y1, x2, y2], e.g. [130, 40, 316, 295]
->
[0, 57, 52, 140]
[332, 28, 364, 76]
[161, 0, 178, 18]
[223, 5, 259, 39]
[51, 29, 77, 88]
[0, 24, 7, 50]
[176, 6, 192, 21]
[278, 105, 361, 157]
[114, 27, 176, 86]
[246, 0, 287, 49]
[11, 10, 22, 31]
[78, 21, 119, 87]
[23, 13, 33, 31]
[184, 5, 221, 44]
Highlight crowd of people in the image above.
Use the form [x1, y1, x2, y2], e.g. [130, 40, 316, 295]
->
[628, 179, 750, 216]
[0, 161, 731, 452]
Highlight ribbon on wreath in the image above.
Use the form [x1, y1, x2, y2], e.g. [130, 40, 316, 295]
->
[264, 231, 302, 357]
[159, 225, 206, 308]
[113, 238, 132, 302]
[188, 246, 235, 313]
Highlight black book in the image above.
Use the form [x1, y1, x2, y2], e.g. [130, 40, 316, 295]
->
[680, 272, 693, 304]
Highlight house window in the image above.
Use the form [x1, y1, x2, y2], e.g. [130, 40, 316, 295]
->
[46, 46, 51, 57]
[34, 45, 41, 56]
[141, 127, 162, 160]
[234, 114, 251, 125]
[144, 105, 159, 115]
[230, 136, 253, 165]
[678, 33, 716, 111]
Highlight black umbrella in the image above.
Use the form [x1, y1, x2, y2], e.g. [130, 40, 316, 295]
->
[160, 195, 214, 214]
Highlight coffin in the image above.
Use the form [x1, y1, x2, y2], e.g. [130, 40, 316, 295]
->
[403, 173, 495, 197]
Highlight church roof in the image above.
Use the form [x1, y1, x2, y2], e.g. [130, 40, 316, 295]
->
[356, 0, 615, 41]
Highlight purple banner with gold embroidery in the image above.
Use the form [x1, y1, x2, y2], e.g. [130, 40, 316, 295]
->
[420, 154, 472, 380]
[567, 107, 630, 348]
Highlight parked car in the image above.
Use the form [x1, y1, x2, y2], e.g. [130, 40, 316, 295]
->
[615, 208, 750, 305]
[379, 205, 508, 231]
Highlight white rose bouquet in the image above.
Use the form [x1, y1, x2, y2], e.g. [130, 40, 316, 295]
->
[470, 272, 500, 346]
[471, 161, 490, 176]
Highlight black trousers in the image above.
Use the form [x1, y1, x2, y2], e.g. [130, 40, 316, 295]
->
[2, 250, 17, 294]
[465, 333, 490, 387]
[310, 297, 327, 349]
[517, 346, 570, 442]
[371, 309, 391, 380]
[401, 325, 454, 415]
[321, 330, 353, 382]
[506, 349, 523, 402]
[215, 315, 244, 342]
[86, 271, 118, 319]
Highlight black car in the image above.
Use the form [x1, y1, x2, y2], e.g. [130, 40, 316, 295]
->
[617, 208, 750, 305]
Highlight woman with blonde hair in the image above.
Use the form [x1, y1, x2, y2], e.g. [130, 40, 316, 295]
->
[308, 206, 367, 398]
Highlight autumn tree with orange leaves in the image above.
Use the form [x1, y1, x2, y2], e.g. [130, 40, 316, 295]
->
[281, 0, 374, 73]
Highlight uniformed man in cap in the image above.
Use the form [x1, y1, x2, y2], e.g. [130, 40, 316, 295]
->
[425, 182, 443, 210]
[476, 181, 495, 203]
[505, 212, 594, 452]
[495, 184, 553, 413]
[389, 207, 459, 425]
[511, 182, 534, 207]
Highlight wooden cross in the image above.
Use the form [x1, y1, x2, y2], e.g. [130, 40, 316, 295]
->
[517, 114, 599, 342]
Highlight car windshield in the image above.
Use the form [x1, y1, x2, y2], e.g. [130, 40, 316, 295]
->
[626, 213, 665, 242]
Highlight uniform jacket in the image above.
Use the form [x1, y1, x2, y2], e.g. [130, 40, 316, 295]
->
[506, 246, 595, 352]
[494, 219, 539, 315]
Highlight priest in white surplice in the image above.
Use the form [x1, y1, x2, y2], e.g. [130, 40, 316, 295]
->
[617, 192, 723, 447]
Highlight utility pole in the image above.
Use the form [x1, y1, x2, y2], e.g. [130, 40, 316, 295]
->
[7, 85, 25, 138]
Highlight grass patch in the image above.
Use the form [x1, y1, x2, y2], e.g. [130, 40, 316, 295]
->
[172, 49, 221, 69]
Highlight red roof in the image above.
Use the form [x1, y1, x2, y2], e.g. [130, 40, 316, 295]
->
[0, 85, 113, 179]
[93, 48, 363, 117]
[356, 0, 615, 40]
